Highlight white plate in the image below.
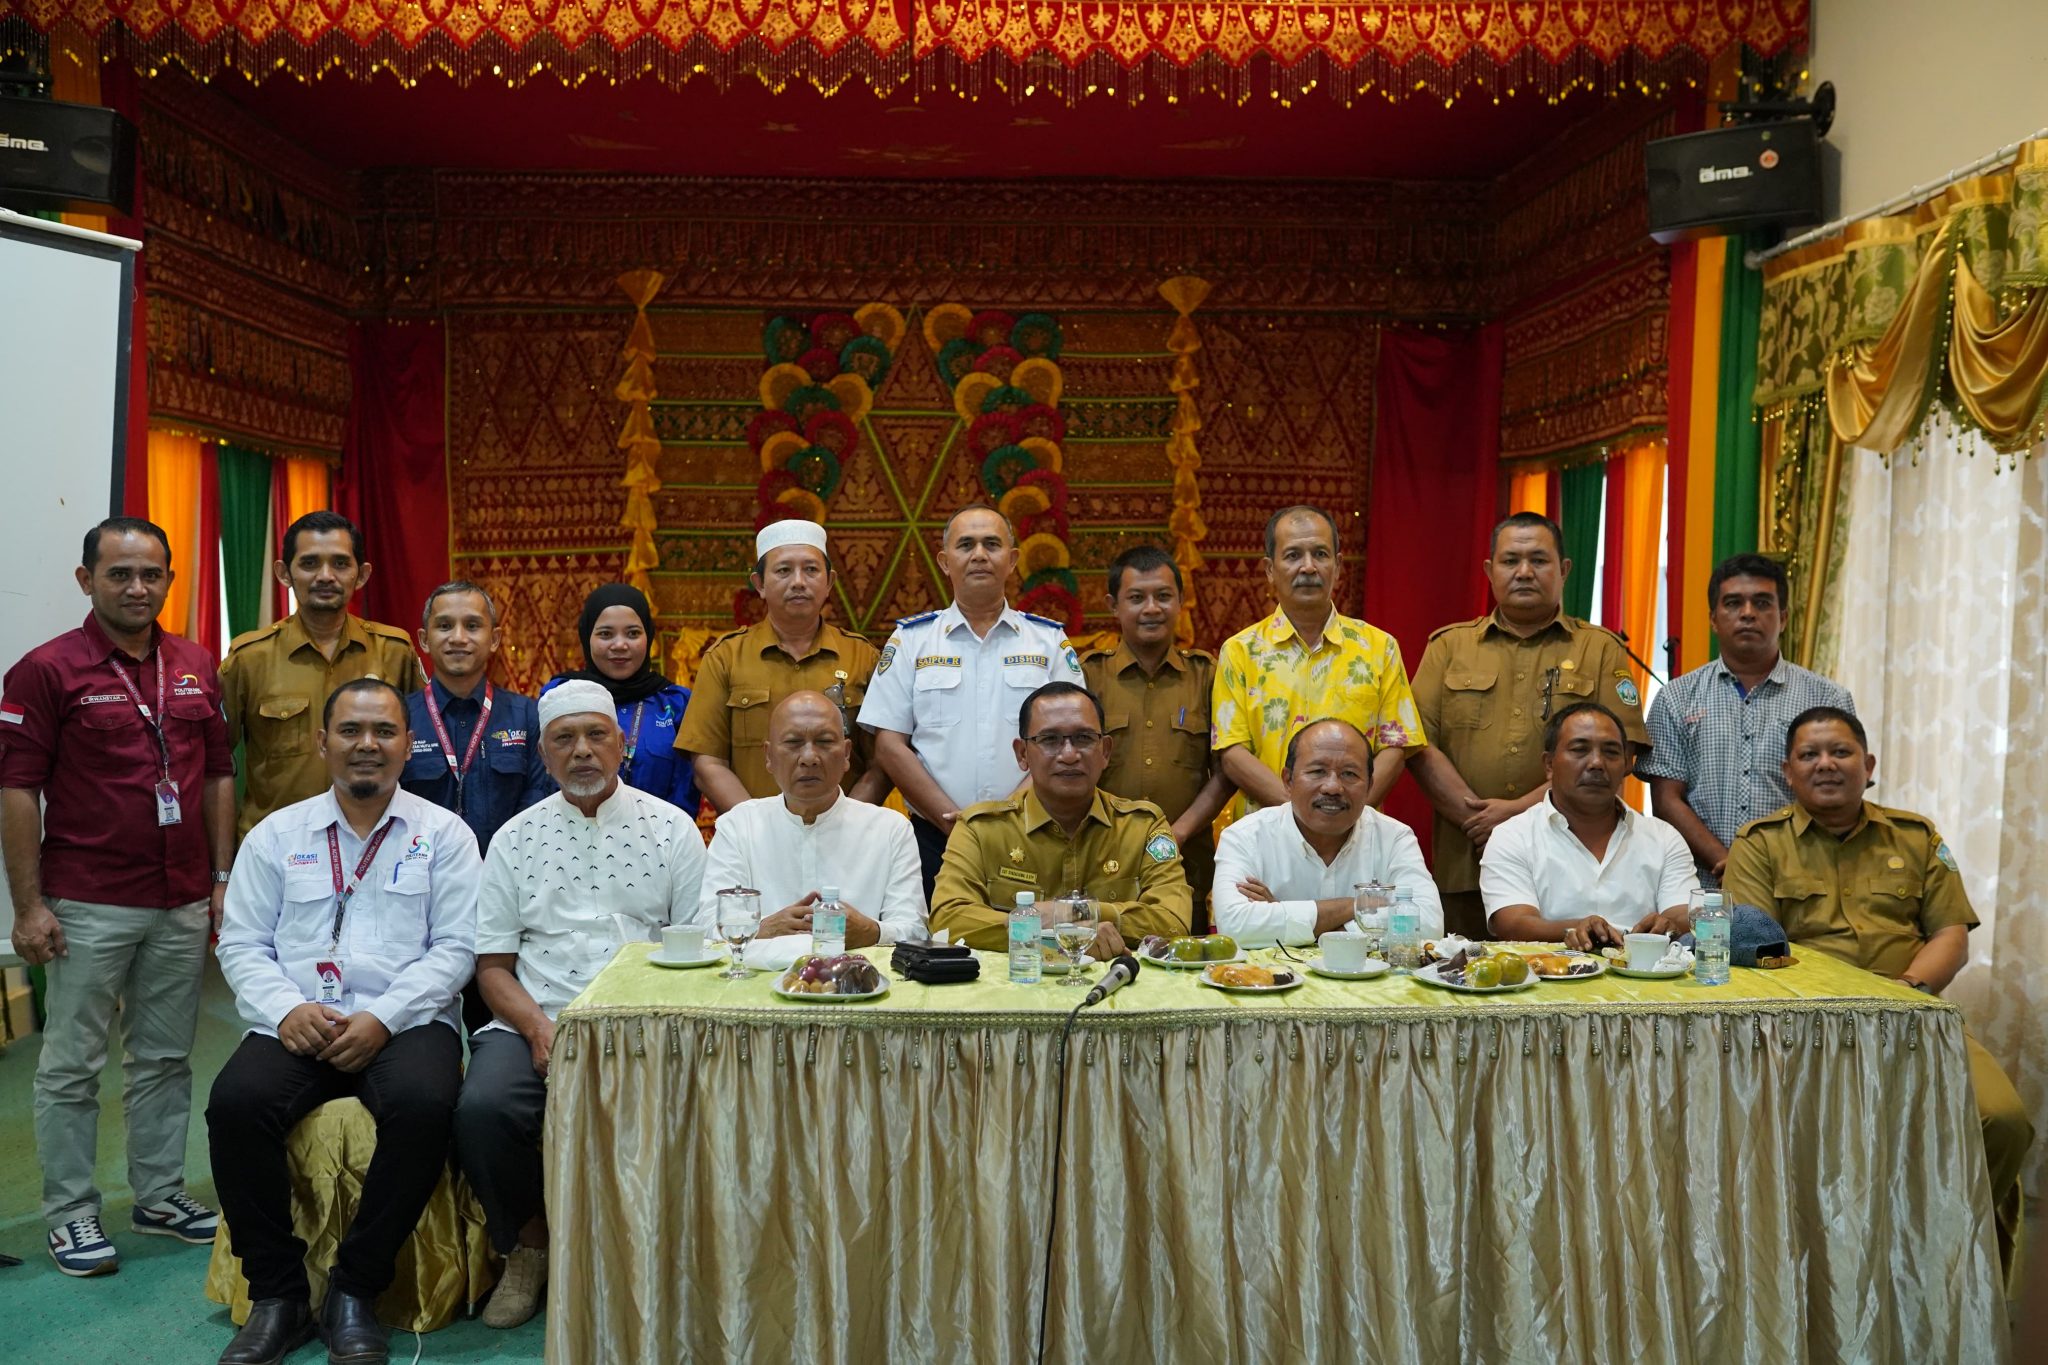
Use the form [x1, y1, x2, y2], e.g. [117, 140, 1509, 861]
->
[1140, 947, 1247, 970]
[648, 948, 727, 969]
[1607, 961, 1690, 980]
[1197, 964, 1305, 993]
[1414, 962, 1540, 995]
[770, 971, 892, 1003]
[1525, 953, 1608, 982]
[1307, 957, 1391, 981]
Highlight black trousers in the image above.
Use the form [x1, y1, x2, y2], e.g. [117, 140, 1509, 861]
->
[453, 1028, 548, 1255]
[206, 1022, 461, 1302]
[910, 813, 949, 907]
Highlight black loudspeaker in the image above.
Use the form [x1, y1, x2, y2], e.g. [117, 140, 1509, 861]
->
[0, 99, 136, 217]
[1646, 119, 1829, 245]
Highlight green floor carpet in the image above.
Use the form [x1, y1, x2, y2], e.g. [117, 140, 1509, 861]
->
[0, 962, 544, 1363]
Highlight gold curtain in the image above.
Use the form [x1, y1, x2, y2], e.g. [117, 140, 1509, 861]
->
[1158, 275, 1211, 648]
[616, 270, 667, 599]
[146, 430, 204, 638]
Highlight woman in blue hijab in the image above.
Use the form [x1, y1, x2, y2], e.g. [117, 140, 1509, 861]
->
[541, 583, 700, 815]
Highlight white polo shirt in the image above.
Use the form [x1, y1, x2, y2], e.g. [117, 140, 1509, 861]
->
[1479, 794, 1699, 932]
[476, 782, 708, 1024]
[856, 601, 1084, 818]
[1212, 803, 1441, 946]
[698, 792, 926, 944]
[219, 787, 481, 1039]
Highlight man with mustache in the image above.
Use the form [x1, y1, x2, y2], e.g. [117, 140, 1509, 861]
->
[1081, 546, 1234, 927]
[1480, 702, 1697, 950]
[1407, 511, 1649, 937]
[859, 505, 1085, 900]
[1642, 554, 1855, 885]
[208, 678, 480, 1365]
[3, 518, 235, 1276]
[1213, 719, 1438, 947]
[1720, 706, 2030, 1271]
[931, 682, 1191, 955]
[453, 679, 708, 1330]
[1213, 505, 1424, 817]
[698, 691, 924, 950]
[221, 512, 424, 840]
[677, 521, 885, 812]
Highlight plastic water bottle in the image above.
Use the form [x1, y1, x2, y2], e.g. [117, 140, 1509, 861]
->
[1008, 892, 1042, 984]
[813, 884, 847, 959]
[1693, 890, 1731, 986]
[1387, 887, 1422, 972]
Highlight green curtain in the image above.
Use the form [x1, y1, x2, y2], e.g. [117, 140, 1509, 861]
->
[1712, 230, 1768, 569]
[1559, 461, 1604, 621]
[217, 444, 273, 641]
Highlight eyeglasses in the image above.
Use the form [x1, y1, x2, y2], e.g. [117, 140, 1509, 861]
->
[1023, 731, 1104, 756]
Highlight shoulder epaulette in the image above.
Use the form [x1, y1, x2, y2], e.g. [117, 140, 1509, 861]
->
[895, 611, 939, 628]
[1105, 792, 1168, 820]
[1879, 805, 1941, 833]
[1018, 610, 1065, 630]
[709, 627, 749, 648]
[1737, 807, 1797, 838]
[958, 795, 1022, 822]
[1568, 616, 1628, 644]
[1180, 646, 1218, 665]
[363, 619, 416, 644]
[224, 621, 285, 653]
[1426, 616, 1486, 642]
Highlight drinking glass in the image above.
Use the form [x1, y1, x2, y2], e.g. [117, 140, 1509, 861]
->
[1054, 888, 1098, 986]
[716, 887, 761, 982]
[1352, 881, 1390, 958]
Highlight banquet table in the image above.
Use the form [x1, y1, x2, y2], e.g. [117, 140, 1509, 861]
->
[542, 945, 2007, 1364]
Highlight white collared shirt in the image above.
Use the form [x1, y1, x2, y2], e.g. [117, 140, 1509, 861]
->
[1479, 794, 1699, 931]
[219, 788, 481, 1038]
[1212, 803, 1442, 946]
[476, 783, 708, 1024]
[856, 600, 1084, 816]
[698, 792, 926, 944]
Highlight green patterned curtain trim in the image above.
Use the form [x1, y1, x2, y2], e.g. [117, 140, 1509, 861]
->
[1559, 461, 1604, 621]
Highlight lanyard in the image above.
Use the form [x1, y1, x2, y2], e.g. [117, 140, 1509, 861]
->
[104, 649, 171, 780]
[421, 682, 493, 800]
[623, 701, 647, 767]
[326, 818, 397, 950]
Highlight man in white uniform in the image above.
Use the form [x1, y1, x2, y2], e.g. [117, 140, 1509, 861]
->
[1214, 718, 1439, 947]
[858, 504, 1084, 898]
[208, 678, 481, 1365]
[1481, 702, 1697, 949]
[452, 679, 708, 1330]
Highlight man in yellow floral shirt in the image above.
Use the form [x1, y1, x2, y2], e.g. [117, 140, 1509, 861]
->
[1213, 506, 1425, 814]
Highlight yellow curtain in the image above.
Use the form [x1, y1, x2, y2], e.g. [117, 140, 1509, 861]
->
[278, 457, 332, 527]
[1507, 466, 1548, 516]
[147, 431, 204, 638]
[1619, 439, 1666, 812]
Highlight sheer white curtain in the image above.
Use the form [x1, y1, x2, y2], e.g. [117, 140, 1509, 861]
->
[1833, 424, 2048, 1190]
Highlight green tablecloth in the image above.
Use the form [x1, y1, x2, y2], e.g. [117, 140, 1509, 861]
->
[544, 945, 2008, 1364]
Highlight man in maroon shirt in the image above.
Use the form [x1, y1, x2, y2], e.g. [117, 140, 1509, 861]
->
[1, 517, 236, 1278]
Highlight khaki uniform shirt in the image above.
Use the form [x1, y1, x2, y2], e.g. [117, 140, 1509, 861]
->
[930, 787, 1193, 952]
[1081, 641, 1216, 825]
[673, 621, 879, 801]
[220, 613, 425, 839]
[1720, 800, 1975, 979]
[1411, 611, 1649, 893]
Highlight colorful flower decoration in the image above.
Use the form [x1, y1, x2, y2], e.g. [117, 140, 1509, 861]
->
[804, 410, 859, 459]
[979, 385, 1032, 414]
[763, 316, 810, 365]
[1022, 565, 1079, 598]
[840, 336, 892, 389]
[999, 481, 1052, 522]
[810, 312, 862, 352]
[973, 345, 1023, 382]
[775, 485, 829, 523]
[937, 338, 981, 387]
[1019, 436, 1064, 474]
[787, 445, 843, 499]
[1016, 403, 1067, 443]
[796, 346, 840, 383]
[1016, 583, 1082, 633]
[732, 586, 767, 627]
[758, 430, 808, 476]
[854, 303, 907, 353]
[783, 384, 841, 424]
[922, 303, 973, 354]
[752, 302, 896, 533]
[966, 310, 1016, 349]
[1018, 531, 1070, 577]
[980, 445, 1036, 497]
[1010, 313, 1063, 360]
[1016, 468, 1068, 510]
[746, 409, 799, 454]
[1018, 508, 1070, 543]
[756, 468, 800, 506]
[966, 411, 1023, 461]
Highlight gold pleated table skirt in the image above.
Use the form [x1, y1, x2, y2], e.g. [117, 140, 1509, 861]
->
[204, 1097, 498, 1332]
[546, 946, 2009, 1364]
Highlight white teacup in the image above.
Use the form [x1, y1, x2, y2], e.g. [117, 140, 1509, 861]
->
[662, 924, 707, 961]
[1320, 931, 1371, 974]
[1624, 932, 1670, 971]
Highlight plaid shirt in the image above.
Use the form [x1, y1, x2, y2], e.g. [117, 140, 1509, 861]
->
[1640, 655, 1855, 881]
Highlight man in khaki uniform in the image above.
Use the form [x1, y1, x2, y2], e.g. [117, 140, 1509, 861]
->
[675, 521, 884, 811]
[1082, 546, 1233, 927]
[932, 682, 1191, 956]
[1408, 511, 1648, 937]
[1721, 705, 2031, 1272]
[220, 511, 423, 839]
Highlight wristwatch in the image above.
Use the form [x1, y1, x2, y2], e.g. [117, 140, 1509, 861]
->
[1901, 976, 1934, 994]
[211, 870, 231, 885]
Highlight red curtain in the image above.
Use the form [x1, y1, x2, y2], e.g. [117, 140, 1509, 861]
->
[334, 320, 449, 635]
[1601, 453, 1627, 628]
[196, 443, 222, 655]
[97, 54, 150, 517]
[1366, 323, 1506, 847]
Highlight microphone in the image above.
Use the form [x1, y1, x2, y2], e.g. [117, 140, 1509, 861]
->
[1607, 628, 1670, 688]
[1081, 953, 1141, 1007]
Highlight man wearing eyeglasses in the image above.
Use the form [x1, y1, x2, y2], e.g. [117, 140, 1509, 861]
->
[931, 682, 1191, 957]
[1407, 512, 1648, 938]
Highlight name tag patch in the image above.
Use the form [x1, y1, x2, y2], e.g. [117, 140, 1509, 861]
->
[1003, 653, 1048, 669]
[917, 655, 962, 670]
[286, 852, 322, 868]
[491, 728, 528, 746]
[996, 866, 1037, 885]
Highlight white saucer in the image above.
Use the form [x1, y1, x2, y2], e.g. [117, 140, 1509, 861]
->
[1307, 956, 1391, 981]
[648, 948, 726, 969]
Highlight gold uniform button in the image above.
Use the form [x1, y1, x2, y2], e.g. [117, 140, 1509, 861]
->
[1144, 758, 1155, 766]
[1516, 672, 1526, 681]
[1145, 720, 1154, 729]
[1512, 707, 1522, 717]
[1508, 744, 1519, 754]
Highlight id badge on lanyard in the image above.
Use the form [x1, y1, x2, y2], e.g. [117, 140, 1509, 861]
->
[323, 819, 396, 1006]
[107, 650, 179, 826]
[423, 682, 493, 806]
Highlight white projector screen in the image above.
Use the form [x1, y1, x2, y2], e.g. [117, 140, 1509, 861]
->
[0, 208, 139, 960]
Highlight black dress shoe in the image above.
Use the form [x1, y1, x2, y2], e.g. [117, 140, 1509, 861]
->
[320, 1289, 390, 1365]
[219, 1297, 314, 1364]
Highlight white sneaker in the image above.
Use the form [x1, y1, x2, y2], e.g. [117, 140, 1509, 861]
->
[49, 1216, 120, 1277]
[132, 1191, 220, 1244]
[482, 1246, 548, 1328]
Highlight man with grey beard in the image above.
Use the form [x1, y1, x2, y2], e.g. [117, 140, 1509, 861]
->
[452, 679, 707, 1329]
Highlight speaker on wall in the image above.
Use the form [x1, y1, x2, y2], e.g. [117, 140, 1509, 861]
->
[1646, 118, 1835, 245]
[0, 100, 137, 217]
